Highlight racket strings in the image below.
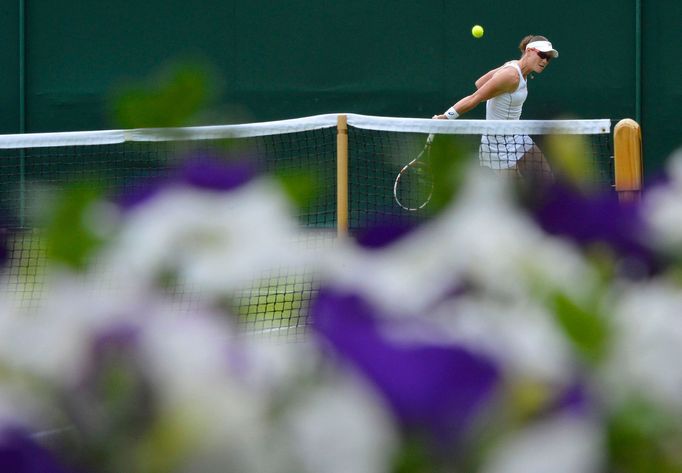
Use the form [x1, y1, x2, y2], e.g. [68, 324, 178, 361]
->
[393, 145, 434, 211]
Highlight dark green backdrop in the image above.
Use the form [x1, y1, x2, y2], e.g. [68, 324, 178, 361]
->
[0, 0, 679, 176]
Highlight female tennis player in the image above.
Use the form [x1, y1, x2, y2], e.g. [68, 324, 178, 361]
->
[433, 35, 558, 181]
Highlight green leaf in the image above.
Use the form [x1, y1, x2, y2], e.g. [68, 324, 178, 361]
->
[607, 399, 682, 473]
[427, 134, 472, 214]
[44, 182, 106, 270]
[134, 414, 193, 473]
[552, 292, 609, 362]
[275, 169, 321, 211]
[392, 435, 433, 473]
[110, 61, 217, 129]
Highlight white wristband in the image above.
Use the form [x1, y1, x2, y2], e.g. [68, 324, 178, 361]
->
[444, 107, 459, 119]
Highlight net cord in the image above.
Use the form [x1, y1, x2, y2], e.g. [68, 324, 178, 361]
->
[0, 114, 611, 150]
[347, 115, 611, 135]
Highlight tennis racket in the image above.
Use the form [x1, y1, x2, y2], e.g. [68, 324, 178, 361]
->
[393, 133, 435, 211]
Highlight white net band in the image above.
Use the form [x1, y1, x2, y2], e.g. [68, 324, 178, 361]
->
[347, 115, 611, 136]
[0, 114, 611, 149]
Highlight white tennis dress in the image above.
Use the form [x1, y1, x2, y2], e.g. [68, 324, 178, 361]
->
[479, 61, 535, 170]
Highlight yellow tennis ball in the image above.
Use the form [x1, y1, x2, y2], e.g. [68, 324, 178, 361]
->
[472, 25, 484, 38]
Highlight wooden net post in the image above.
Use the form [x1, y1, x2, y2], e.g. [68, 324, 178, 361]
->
[336, 114, 349, 237]
[613, 118, 643, 203]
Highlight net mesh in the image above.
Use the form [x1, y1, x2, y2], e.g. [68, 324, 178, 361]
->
[348, 119, 613, 229]
[0, 115, 615, 340]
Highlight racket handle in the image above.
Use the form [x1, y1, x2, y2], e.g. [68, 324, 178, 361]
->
[426, 133, 435, 145]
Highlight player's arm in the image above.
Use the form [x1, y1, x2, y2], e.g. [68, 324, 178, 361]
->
[475, 67, 501, 89]
[433, 67, 518, 119]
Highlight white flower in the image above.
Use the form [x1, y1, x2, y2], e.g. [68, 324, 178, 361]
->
[134, 309, 286, 473]
[646, 187, 682, 248]
[137, 309, 239, 405]
[664, 148, 682, 183]
[602, 280, 682, 412]
[321, 219, 463, 316]
[0, 271, 141, 385]
[322, 168, 596, 316]
[641, 148, 682, 250]
[280, 373, 398, 473]
[103, 179, 313, 298]
[430, 295, 575, 384]
[136, 312, 395, 473]
[0, 382, 56, 433]
[230, 337, 321, 400]
[480, 414, 603, 473]
[437, 170, 596, 301]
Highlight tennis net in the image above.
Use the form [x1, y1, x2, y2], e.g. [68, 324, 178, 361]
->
[0, 114, 622, 339]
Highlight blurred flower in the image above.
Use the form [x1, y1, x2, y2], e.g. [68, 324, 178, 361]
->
[311, 287, 500, 445]
[322, 168, 598, 315]
[532, 182, 656, 275]
[117, 154, 260, 210]
[353, 218, 422, 249]
[3, 130, 682, 473]
[0, 273, 141, 386]
[480, 414, 603, 473]
[429, 295, 575, 385]
[280, 374, 399, 473]
[642, 148, 682, 254]
[0, 427, 73, 473]
[179, 154, 259, 191]
[1, 270, 400, 472]
[602, 280, 682, 413]
[104, 176, 309, 297]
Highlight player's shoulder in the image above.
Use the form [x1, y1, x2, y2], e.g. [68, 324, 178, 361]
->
[493, 63, 521, 84]
[497, 61, 520, 74]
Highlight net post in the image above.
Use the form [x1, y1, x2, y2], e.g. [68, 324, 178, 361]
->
[336, 114, 349, 237]
[613, 119, 643, 203]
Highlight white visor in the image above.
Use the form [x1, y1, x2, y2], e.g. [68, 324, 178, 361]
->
[526, 40, 559, 58]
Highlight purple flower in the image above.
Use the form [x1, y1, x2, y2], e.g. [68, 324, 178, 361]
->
[179, 153, 258, 191]
[115, 175, 167, 210]
[68, 323, 155, 443]
[551, 381, 593, 415]
[90, 323, 140, 361]
[311, 288, 499, 444]
[80, 323, 148, 395]
[354, 219, 421, 249]
[0, 427, 74, 473]
[532, 183, 658, 274]
[116, 153, 259, 210]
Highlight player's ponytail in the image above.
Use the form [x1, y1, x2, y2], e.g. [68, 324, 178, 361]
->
[519, 35, 549, 54]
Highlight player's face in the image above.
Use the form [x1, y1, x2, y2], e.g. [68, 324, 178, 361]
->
[530, 49, 552, 73]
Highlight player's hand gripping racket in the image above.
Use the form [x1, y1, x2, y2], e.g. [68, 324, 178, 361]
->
[393, 133, 435, 211]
